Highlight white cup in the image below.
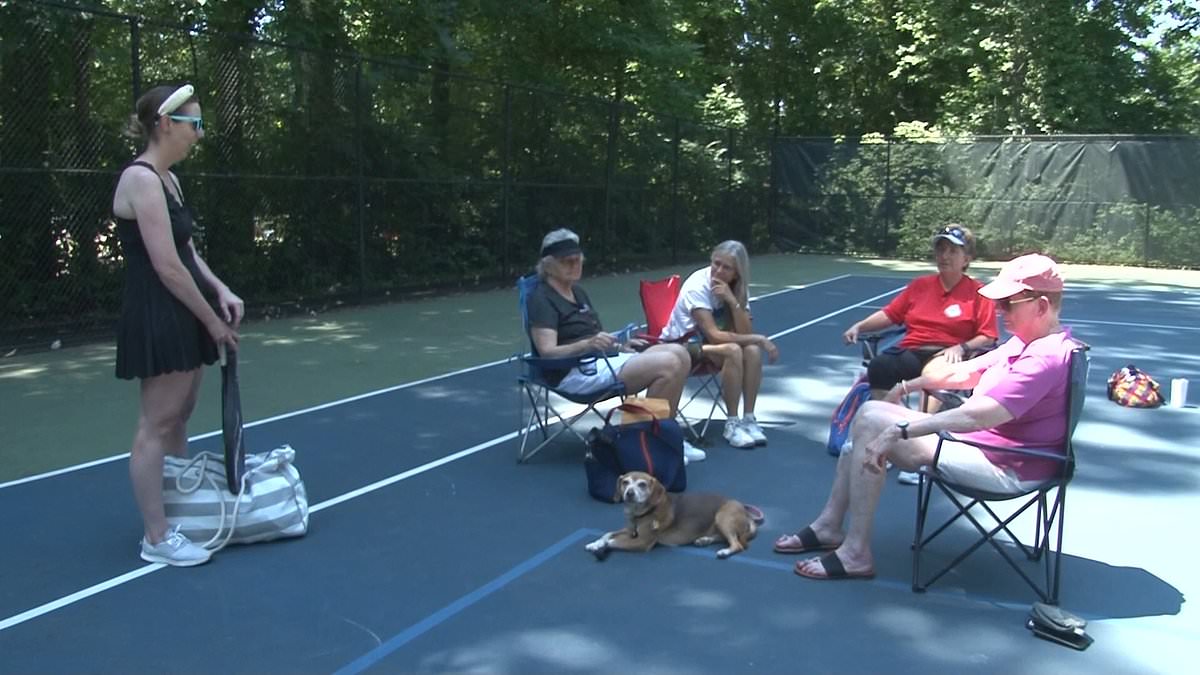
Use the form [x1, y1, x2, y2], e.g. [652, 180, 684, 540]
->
[1169, 378, 1189, 408]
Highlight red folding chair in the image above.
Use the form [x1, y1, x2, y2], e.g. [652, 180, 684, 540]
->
[638, 275, 726, 442]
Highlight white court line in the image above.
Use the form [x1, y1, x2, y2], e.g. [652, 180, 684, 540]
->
[0, 359, 509, 490]
[0, 432, 521, 634]
[751, 274, 849, 301]
[832, 306, 1200, 333]
[1, 273, 856, 490]
[768, 286, 905, 341]
[0, 275, 893, 634]
[1064, 318, 1200, 332]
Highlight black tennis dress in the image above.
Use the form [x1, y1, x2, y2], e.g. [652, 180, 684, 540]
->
[114, 160, 219, 380]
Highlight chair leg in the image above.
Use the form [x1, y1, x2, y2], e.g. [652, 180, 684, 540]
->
[912, 471, 934, 592]
[1050, 489, 1066, 604]
[913, 484, 1058, 603]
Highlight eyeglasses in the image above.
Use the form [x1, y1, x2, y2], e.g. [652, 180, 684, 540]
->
[937, 226, 965, 240]
[997, 295, 1040, 311]
[167, 114, 203, 132]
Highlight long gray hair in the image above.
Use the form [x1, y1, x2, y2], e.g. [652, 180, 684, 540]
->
[712, 240, 750, 307]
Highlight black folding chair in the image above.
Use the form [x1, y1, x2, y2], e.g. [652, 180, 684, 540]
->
[515, 274, 627, 463]
[911, 339, 1090, 604]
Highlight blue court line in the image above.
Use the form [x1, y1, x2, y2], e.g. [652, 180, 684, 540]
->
[333, 524, 1061, 673]
[332, 528, 596, 675]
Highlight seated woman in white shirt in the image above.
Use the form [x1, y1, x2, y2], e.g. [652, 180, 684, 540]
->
[659, 240, 779, 448]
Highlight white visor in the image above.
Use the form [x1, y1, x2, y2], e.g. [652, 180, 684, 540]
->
[157, 84, 195, 116]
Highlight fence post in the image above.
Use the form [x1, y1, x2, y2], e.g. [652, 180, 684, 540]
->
[502, 85, 512, 278]
[129, 18, 141, 103]
[602, 98, 618, 265]
[671, 116, 680, 264]
[883, 136, 893, 255]
[1143, 202, 1151, 266]
[766, 112, 778, 246]
[355, 56, 366, 300]
[727, 126, 736, 244]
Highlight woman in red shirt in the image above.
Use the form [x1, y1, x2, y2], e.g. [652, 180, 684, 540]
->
[842, 225, 998, 401]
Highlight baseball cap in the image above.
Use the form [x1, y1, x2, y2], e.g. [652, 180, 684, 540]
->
[978, 254, 1064, 299]
[931, 225, 967, 247]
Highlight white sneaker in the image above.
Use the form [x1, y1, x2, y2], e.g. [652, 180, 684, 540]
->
[741, 414, 767, 446]
[897, 470, 922, 485]
[683, 440, 706, 464]
[140, 525, 212, 567]
[723, 419, 756, 449]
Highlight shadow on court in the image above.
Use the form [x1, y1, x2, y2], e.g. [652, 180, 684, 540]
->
[0, 275, 1196, 674]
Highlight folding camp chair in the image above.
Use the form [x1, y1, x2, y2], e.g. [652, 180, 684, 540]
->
[859, 327, 991, 412]
[911, 339, 1090, 604]
[638, 275, 725, 442]
[515, 274, 627, 463]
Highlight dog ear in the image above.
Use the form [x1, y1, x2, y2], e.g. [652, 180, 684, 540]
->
[650, 476, 666, 504]
[613, 474, 626, 503]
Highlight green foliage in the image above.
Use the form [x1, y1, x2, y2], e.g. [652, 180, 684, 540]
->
[2, 0, 1200, 344]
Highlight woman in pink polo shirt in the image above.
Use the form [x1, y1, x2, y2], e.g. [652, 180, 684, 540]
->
[782, 254, 1076, 580]
[842, 225, 998, 400]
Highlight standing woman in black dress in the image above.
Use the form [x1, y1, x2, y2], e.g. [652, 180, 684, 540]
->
[112, 84, 241, 566]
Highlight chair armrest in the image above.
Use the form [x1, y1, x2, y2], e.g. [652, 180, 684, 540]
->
[926, 389, 968, 409]
[935, 431, 1068, 463]
[858, 326, 906, 361]
[521, 352, 614, 369]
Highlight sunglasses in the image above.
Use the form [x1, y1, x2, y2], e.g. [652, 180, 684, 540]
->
[166, 114, 203, 132]
[937, 226, 965, 240]
[997, 295, 1040, 311]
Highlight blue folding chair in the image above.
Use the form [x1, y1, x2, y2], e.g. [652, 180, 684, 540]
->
[860, 327, 994, 411]
[515, 274, 628, 463]
[912, 339, 1090, 603]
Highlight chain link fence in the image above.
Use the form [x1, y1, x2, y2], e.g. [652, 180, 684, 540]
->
[5, 1, 1197, 353]
[0, 1, 764, 351]
[772, 135, 1200, 266]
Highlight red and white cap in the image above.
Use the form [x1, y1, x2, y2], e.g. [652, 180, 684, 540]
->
[978, 254, 1064, 299]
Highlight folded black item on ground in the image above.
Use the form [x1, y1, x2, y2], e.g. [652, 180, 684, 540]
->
[1026, 602, 1093, 651]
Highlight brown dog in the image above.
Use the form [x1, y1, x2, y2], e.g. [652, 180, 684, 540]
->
[585, 471, 757, 560]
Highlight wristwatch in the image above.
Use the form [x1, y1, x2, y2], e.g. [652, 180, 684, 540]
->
[896, 420, 910, 440]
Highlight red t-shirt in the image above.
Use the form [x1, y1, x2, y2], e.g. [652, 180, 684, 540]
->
[882, 274, 997, 349]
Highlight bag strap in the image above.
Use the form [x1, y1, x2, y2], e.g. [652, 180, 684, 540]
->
[173, 451, 251, 553]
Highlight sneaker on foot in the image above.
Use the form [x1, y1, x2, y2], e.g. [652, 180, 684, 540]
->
[897, 469, 922, 485]
[683, 440, 706, 464]
[723, 419, 756, 449]
[742, 414, 767, 446]
[140, 525, 212, 567]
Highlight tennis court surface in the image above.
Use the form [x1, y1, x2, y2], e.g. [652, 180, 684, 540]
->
[2, 274, 1197, 674]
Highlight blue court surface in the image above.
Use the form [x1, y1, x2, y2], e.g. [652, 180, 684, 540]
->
[1, 275, 1197, 673]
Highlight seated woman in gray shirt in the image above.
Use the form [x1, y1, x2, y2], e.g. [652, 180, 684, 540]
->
[527, 228, 706, 463]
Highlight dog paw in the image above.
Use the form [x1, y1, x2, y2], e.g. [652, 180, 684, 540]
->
[716, 547, 737, 559]
[585, 538, 611, 561]
[693, 536, 718, 546]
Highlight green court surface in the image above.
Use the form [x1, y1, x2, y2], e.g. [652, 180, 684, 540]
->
[2, 253, 1197, 483]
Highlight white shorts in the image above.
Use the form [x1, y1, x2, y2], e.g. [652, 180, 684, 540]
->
[557, 352, 637, 396]
[935, 441, 1043, 494]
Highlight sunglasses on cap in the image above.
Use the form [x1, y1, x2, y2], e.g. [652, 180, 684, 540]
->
[996, 294, 1040, 311]
[936, 226, 965, 240]
[167, 114, 203, 132]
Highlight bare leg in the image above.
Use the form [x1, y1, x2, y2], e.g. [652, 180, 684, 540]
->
[919, 355, 950, 413]
[619, 343, 689, 415]
[796, 401, 937, 577]
[130, 369, 204, 543]
[701, 343, 742, 417]
[741, 344, 764, 414]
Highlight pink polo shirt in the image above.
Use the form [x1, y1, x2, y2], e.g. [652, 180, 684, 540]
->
[957, 331, 1074, 481]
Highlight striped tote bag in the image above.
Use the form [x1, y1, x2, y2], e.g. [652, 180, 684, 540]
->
[163, 445, 309, 550]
